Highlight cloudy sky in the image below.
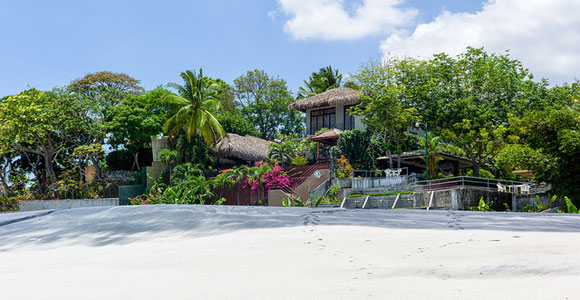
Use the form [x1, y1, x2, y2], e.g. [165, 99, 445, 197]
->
[1, 0, 579, 97]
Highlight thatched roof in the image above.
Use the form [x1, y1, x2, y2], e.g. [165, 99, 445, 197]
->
[288, 87, 361, 112]
[214, 133, 272, 162]
[309, 128, 343, 142]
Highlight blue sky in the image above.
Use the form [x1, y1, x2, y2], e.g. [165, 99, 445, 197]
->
[1, 0, 578, 97]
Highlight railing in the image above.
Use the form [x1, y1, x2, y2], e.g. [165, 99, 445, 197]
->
[334, 168, 412, 189]
[414, 176, 537, 194]
[307, 122, 355, 135]
[335, 167, 409, 178]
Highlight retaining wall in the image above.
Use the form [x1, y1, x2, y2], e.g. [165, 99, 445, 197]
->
[19, 198, 119, 212]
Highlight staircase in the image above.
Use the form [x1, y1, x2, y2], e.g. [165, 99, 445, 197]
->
[342, 193, 416, 209]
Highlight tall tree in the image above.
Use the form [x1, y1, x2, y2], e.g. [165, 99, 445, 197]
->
[106, 87, 171, 170]
[0, 89, 90, 186]
[297, 65, 343, 99]
[163, 69, 225, 145]
[350, 61, 419, 165]
[234, 69, 304, 140]
[68, 71, 144, 108]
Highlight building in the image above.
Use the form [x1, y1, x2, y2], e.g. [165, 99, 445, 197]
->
[289, 87, 365, 135]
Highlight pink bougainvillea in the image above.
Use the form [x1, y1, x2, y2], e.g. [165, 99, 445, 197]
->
[245, 161, 293, 193]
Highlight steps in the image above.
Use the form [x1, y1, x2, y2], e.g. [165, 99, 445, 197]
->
[342, 193, 415, 209]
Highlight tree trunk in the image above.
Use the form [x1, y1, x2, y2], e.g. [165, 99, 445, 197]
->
[0, 172, 14, 196]
[89, 155, 102, 180]
[472, 162, 481, 177]
[45, 154, 56, 183]
[131, 152, 140, 171]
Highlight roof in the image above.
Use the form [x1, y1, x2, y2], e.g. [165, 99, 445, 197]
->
[308, 128, 343, 142]
[214, 133, 273, 162]
[288, 87, 362, 112]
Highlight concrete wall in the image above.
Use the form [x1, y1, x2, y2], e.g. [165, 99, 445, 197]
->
[19, 198, 119, 212]
[146, 161, 167, 188]
[268, 190, 294, 207]
[294, 169, 330, 201]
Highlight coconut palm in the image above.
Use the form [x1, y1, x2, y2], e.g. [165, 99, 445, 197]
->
[163, 69, 225, 145]
[297, 65, 343, 99]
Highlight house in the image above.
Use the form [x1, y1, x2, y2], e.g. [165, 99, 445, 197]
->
[288, 87, 365, 135]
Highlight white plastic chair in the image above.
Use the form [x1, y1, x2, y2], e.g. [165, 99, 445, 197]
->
[521, 184, 530, 194]
[497, 183, 506, 193]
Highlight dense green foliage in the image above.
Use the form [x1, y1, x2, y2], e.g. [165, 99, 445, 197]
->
[234, 69, 304, 140]
[1, 48, 579, 209]
[163, 69, 225, 145]
[297, 65, 343, 99]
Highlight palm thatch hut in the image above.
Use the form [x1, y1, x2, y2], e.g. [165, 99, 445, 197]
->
[289, 87, 363, 135]
[288, 87, 361, 112]
[214, 133, 273, 165]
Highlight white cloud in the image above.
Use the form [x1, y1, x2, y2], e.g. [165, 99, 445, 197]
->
[278, 0, 418, 40]
[380, 0, 580, 83]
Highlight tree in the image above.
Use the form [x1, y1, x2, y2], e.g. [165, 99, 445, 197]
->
[351, 48, 534, 177]
[234, 69, 304, 140]
[163, 69, 226, 145]
[419, 133, 444, 179]
[216, 112, 260, 136]
[268, 143, 294, 166]
[106, 87, 170, 170]
[350, 61, 419, 166]
[0, 89, 88, 186]
[518, 96, 580, 205]
[212, 171, 236, 200]
[68, 71, 144, 108]
[297, 65, 343, 99]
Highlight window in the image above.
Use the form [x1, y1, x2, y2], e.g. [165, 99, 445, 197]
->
[344, 105, 355, 130]
[310, 107, 336, 134]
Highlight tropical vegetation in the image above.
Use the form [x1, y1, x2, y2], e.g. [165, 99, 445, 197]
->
[1, 49, 579, 211]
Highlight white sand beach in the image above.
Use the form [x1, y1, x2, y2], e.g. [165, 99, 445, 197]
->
[1, 206, 579, 300]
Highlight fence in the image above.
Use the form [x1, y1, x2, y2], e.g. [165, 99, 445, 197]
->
[334, 168, 412, 189]
[414, 176, 537, 194]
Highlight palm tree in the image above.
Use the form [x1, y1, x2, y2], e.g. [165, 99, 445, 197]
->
[212, 171, 236, 201]
[163, 69, 225, 145]
[297, 65, 343, 99]
[420, 133, 443, 179]
[268, 143, 294, 166]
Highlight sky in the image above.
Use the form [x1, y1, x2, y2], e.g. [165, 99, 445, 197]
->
[1, 0, 579, 98]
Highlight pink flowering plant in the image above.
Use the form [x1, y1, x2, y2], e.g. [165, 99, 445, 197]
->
[245, 161, 293, 194]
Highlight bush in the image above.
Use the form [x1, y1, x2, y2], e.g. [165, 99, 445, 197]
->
[292, 156, 308, 166]
[336, 155, 353, 179]
[0, 196, 18, 211]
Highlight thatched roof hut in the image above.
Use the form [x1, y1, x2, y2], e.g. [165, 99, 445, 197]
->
[308, 128, 343, 144]
[214, 133, 272, 163]
[288, 87, 362, 112]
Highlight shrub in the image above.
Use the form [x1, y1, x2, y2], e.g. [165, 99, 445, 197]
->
[336, 155, 353, 179]
[0, 196, 18, 212]
[292, 156, 308, 166]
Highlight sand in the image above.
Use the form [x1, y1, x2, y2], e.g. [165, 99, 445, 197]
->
[0, 206, 579, 299]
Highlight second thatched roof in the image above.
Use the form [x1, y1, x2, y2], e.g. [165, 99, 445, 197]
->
[214, 133, 273, 162]
[288, 87, 361, 112]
